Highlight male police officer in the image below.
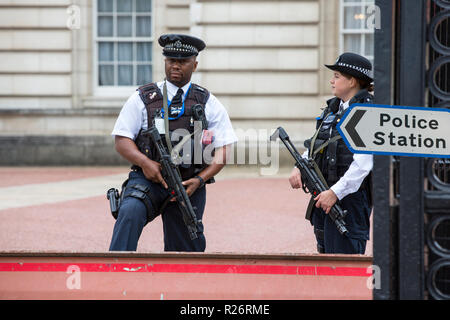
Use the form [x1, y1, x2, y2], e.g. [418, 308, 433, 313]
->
[109, 34, 237, 252]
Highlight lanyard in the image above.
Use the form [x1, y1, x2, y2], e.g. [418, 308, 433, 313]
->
[161, 83, 192, 120]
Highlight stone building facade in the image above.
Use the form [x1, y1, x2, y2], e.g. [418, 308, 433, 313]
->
[0, 0, 374, 167]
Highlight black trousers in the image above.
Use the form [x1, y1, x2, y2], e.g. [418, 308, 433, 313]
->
[311, 189, 371, 254]
[109, 170, 206, 252]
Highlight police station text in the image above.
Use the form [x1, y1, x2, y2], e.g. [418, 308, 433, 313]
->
[373, 113, 446, 149]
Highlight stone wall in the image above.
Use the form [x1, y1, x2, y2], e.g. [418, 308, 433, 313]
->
[0, 0, 339, 166]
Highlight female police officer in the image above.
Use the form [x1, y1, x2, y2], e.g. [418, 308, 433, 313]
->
[289, 52, 374, 254]
[109, 34, 237, 252]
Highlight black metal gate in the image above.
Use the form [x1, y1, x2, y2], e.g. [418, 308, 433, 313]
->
[373, 0, 450, 300]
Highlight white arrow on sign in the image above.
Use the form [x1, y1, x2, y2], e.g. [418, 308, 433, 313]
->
[337, 104, 450, 158]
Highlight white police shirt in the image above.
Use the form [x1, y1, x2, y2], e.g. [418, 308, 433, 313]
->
[112, 80, 238, 149]
[302, 99, 373, 200]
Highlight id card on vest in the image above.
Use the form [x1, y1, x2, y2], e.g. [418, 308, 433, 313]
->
[155, 117, 165, 135]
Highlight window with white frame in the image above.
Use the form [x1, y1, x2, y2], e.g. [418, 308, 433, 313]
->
[340, 0, 375, 66]
[94, 0, 153, 93]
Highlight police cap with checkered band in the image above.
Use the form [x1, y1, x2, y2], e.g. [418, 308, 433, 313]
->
[158, 34, 206, 59]
[325, 52, 373, 83]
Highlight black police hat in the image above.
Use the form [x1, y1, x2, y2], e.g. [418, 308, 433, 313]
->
[158, 34, 206, 59]
[325, 52, 373, 83]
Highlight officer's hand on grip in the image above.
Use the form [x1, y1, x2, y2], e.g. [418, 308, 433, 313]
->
[314, 190, 338, 214]
[182, 178, 201, 197]
[142, 158, 168, 189]
[169, 177, 200, 202]
[289, 167, 302, 189]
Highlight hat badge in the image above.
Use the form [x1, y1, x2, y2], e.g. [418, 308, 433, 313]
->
[175, 40, 182, 48]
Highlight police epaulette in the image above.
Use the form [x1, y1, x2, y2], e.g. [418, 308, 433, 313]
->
[138, 82, 161, 105]
[191, 83, 210, 105]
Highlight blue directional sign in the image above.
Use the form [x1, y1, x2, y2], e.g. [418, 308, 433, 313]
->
[337, 104, 450, 158]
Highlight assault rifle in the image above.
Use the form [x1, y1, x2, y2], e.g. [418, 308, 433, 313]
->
[141, 126, 199, 240]
[270, 127, 348, 236]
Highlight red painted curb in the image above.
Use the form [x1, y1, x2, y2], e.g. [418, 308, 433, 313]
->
[0, 262, 371, 277]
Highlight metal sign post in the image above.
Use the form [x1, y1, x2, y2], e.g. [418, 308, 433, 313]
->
[373, 0, 450, 300]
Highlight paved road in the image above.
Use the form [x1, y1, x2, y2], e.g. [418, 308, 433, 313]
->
[0, 166, 372, 255]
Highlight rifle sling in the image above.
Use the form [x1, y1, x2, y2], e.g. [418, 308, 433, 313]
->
[310, 159, 330, 189]
[307, 110, 342, 187]
[308, 111, 327, 159]
[312, 135, 342, 158]
[162, 81, 184, 178]
[162, 81, 173, 154]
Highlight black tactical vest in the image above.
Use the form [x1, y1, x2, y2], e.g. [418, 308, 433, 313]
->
[309, 89, 373, 200]
[134, 82, 211, 181]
